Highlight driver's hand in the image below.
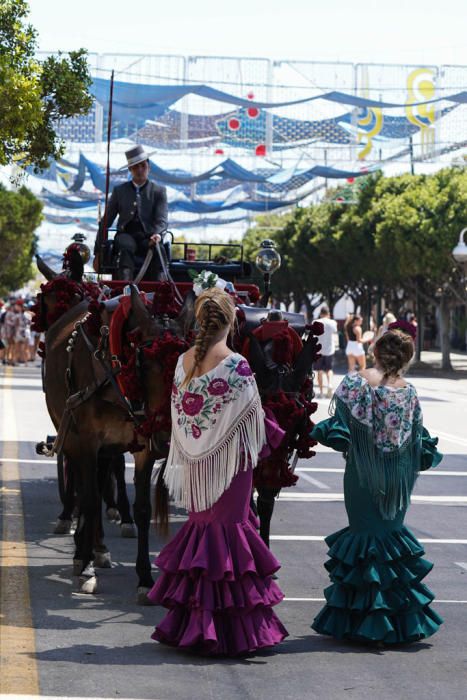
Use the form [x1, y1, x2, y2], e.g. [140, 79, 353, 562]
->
[149, 233, 161, 247]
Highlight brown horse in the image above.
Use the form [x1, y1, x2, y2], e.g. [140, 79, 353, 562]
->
[37, 256, 192, 601]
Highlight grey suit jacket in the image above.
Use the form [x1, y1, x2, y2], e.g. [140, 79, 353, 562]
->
[95, 180, 168, 253]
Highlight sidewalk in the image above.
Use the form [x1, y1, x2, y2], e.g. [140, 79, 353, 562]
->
[333, 349, 467, 377]
[410, 349, 467, 377]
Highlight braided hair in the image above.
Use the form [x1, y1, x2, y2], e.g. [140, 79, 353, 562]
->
[181, 287, 236, 389]
[374, 329, 414, 378]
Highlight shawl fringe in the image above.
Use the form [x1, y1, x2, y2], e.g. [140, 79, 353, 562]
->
[164, 396, 266, 512]
[333, 396, 423, 520]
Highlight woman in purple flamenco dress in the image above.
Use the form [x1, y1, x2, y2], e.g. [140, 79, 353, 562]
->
[148, 287, 288, 656]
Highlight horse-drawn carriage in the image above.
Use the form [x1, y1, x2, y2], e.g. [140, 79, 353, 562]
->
[34, 234, 323, 600]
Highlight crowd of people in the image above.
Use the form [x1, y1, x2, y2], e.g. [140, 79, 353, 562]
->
[0, 297, 40, 366]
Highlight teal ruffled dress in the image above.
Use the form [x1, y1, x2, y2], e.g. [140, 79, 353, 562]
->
[310, 373, 443, 644]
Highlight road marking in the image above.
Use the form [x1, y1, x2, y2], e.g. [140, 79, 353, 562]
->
[0, 367, 40, 695]
[0, 697, 164, 700]
[295, 472, 330, 489]
[271, 535, 467, 544]
[278, 493, 467, 504]
[455, 562, 467, 571]
[296, 467, 467, 477]
[284, 597, 467, 604]
[434, 430, 467, 447]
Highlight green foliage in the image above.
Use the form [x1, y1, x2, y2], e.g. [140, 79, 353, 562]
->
[0, 183, 43, 294]
[0, 0, 92, 171]
[243, 169, 467, 326]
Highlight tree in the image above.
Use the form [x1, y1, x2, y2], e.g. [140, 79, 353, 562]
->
[0, 0, 93, 172]
[371, 169, 467, 370]
[0, 184, 43, 294]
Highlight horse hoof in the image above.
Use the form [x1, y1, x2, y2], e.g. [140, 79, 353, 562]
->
[94, 551, 112, 569]
[106, 507, 120, 522]
[53, 518, 72, 535]
[121, 523, 137, 538]
[78, 575, 98, 594]
[73, 559, 83, 576]
[136, 586, 155, 606]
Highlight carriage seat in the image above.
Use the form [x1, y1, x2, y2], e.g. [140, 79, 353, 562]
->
[237, 305, 307, 337]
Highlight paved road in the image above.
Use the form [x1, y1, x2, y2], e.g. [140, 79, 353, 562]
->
[1, 363, 467, 700]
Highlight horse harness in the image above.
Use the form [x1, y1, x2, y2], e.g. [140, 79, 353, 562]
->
[39, 311, 143, 458]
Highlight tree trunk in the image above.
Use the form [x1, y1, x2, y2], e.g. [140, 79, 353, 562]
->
[438, 295, 453, 371]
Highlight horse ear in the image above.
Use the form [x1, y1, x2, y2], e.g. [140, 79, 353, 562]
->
[36, 255, 57, 280]
[129, 284, 158, 339]
[172, 289, 196, 338]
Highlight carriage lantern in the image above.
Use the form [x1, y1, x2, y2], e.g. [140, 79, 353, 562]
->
[66, 233, 91, 265]
[255, 239, 281, 303]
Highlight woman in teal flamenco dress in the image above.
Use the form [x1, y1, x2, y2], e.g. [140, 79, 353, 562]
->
[310, 328, 443, 645]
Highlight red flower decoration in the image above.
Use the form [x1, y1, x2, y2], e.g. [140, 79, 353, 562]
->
[255, 144, 266, 156]
[247, 107, 259, 119]
[207, 378, 229, 396]
[182, 392, 204, 416]
[191, 424, 202, 439]
[235, 360, 252, 376]
[228, 118, 240, 131]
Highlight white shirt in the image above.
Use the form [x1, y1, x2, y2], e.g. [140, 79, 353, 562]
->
[318, 317, 337, 356]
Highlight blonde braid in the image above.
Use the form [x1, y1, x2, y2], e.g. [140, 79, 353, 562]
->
[181, 288, 236, 389]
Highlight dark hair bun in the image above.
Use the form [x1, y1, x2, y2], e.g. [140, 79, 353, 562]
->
[374, 329, 414, 377]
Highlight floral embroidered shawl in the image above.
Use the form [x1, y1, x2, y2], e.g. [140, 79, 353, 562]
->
[164, 353, 266, 512]
[333, 373, 423, 519]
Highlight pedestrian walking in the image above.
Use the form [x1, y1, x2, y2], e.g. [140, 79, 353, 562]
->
[314, 306, 337, 398]
[310, 328, 443, 645]
[148, 287, 288, 655]
[344, 313, 366, 371]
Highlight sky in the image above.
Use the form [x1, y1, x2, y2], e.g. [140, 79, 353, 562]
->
[29, 0, 467, 66]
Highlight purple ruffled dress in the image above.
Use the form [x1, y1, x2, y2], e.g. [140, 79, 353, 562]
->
[148, 420, 288, 656]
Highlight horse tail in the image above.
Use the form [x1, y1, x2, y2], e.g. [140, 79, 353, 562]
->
[153, 458, 169, 536]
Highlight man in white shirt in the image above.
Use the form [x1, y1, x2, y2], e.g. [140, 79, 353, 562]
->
[314, 306, 337, 398]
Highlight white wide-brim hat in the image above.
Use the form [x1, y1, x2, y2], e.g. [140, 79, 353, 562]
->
[125, 144, 149, 168]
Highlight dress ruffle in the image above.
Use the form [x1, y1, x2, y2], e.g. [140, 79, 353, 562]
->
[312, 526, 443, 644]
[148, 518, 288, 655]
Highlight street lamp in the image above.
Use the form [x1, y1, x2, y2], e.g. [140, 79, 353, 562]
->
[452, 228, 467, 269]
[66, 232, 91, 265]
[255, 239, 281, 306]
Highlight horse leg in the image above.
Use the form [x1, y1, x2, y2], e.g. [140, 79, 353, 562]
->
[133, 450, 156, 603]
[92, 455, 112, 569]
[54, 457, 75, 534]
[257, 486, 281, 549]
[112, 453, 136, 537]
[72, 449, 100, 593]
[99, 453, 120, 522]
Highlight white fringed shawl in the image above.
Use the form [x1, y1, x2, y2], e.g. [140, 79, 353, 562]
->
[164, 353, 266, 512]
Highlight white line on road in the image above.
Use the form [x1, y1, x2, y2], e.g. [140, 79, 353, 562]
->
[284, 597, 467, 604]
[434, 430, 467, 447]
[271, 535, 467, 544]
[455, 562, 467, 571]
[295, 472, 330, 489]
[278, 493, 467, 504]
[296, 467, 467, 477]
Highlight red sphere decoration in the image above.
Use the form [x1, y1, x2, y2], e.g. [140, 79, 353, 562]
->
[247, 107, 260, 119]
[214, 148, 224, 155]
[228, 118, 240, 131]
[346, 177, 355, 184]
[255, 144, 266, 156]
[336, 197, 345, 202]
[247, 91, 255, 100]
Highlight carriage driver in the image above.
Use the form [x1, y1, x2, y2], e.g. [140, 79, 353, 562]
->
[93, 145, 168, 280]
